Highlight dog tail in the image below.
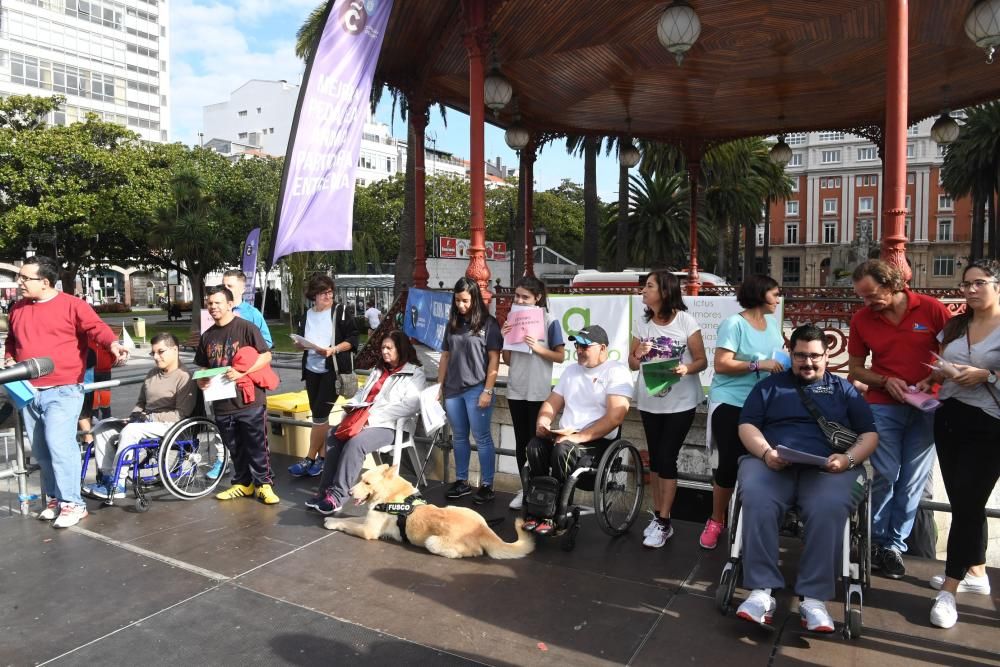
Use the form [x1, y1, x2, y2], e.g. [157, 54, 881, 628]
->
[482, 518, 535, 559]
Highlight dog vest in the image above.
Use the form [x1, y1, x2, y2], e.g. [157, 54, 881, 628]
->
[373, 493, 427, 544]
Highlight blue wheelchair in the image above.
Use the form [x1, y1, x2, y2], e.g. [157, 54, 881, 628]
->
[81, 416, 228, 512]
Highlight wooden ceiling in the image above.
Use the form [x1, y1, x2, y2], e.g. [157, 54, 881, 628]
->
[375, 0, 1000, 142]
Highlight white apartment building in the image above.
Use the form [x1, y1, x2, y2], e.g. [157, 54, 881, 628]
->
[0, 0, 170, 143]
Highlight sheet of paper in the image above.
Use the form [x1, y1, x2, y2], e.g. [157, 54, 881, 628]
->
[503, 305, 545, 344]
[775, 445, 829, 467]
[202, 374, 237, 402]
[192, 366, 231, 380]
[419, 383, 446, 436]
[902, 389, 941, 412]
[641, 358, 681, 395]
[549, 427, 579, 436]
[289, 334, 327, 352]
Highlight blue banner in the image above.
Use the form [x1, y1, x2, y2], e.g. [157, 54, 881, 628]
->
[241, 227, 260, 303]
[403, 288, 452, 351]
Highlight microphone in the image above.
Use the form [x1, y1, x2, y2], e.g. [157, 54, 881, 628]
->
[0, 358, 55, 385]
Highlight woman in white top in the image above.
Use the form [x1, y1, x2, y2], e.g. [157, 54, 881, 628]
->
[501, 276, 566, 511]
[628, 270, 707, 548]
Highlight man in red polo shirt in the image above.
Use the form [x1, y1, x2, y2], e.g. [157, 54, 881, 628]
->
[848, 260, 951, 580]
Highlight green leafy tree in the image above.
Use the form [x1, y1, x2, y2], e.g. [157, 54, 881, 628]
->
[0, 94, 65, 131]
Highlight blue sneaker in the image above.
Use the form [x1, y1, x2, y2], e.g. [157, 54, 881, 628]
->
[288, 458, 314, 478]
[206, 459, 226, 480]
[83, 481, 126, 500]
[307, 458, 324, 477]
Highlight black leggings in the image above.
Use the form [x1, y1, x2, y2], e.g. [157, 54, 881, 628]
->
[508, 399, 544, 475]
[934, 398, 1000, 581]
[711, 402, 747, 489]
[639, 408, 696, 478]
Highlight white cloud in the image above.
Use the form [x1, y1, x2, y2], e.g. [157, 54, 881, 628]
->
[169, 0, 315, 144]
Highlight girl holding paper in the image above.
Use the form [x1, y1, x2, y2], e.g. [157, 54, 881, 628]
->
[438, 277, 503, 505]
[501, 276, 566, 511]
[926, 260, 1000, 629]
[629, 270, 707, 548]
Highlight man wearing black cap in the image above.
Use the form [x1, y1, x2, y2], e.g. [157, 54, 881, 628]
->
[522, 325, 635, 534]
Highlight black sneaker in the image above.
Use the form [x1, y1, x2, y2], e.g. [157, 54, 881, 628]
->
[472, 484, 495, 504]
[445, 480, 472, 500]
[879, 546, 906, 579]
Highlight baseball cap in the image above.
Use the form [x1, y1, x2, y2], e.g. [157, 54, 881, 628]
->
[569, 326, 609, 347]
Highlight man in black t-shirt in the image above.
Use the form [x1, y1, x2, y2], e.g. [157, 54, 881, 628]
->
[195, 287, 278, 504]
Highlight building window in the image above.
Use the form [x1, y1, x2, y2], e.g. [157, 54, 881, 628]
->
[238, 110, 247, 118]
[356, 178, 366, 187]
[939, 194, 953, 210]
[937, 143, 949, 157]
[786, 200, 799, 216]
[789, 176, 799, 192]
[856, 174, 878, 187]
[905, 195, 911, 212]
[823, 198, 838, 215]
[908, 124, 921, 137]
[907, 173, 916, 184]
[788, 152, 803, 167]
[786, 133, 807, 145]
[857, 146, 878, 161]
[785, 222, 799, 244]
[756, 224, 765, 246]
[257, 107, 262, 114]
[820, 176, 841, 188]
[386, 158, 393, 172]
[906, 143, 916, 159]
[933, 255, 955, 277]
[938, 218, 953, 241]
[905, 217, 912, 239]
[783, 257, 801, 285]
[817, 131, 845, 142]
[859, 196, 874, 213]
[823, 221, 838, 244]
[821, 150, 841, 164]
[237, 132, 247, 139]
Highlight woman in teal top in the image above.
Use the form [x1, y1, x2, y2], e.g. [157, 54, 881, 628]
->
[699, 274, 786, 550]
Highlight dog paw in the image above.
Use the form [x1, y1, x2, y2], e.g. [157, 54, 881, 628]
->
[323, 518, 341, 531]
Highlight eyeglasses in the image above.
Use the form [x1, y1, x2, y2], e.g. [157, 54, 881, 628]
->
[792, 352, 826, 362]
[574, 342, 593, 350]
[958, 279, 997, 291]
[316, 290, 334, 298]
[16, 274, 42, 283]
[149, 348, 175, 357]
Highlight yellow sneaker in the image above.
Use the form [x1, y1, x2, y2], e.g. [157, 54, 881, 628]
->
[256, 483, 280, 505]
[215, 483, 255, 500]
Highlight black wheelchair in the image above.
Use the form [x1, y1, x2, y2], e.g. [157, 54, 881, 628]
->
[81, 417, 228, 512]
[520, 439, 645, 551]
[715, 475, 872, 639]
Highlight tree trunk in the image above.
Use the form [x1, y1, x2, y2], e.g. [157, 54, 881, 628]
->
[971, 191, 986, 262]
[188, 270, 204, 335]
[583, 136, 599, 269]
[60, 264, 79, 298]
[715, 220, 726, 275]
[615, 163, 629, 271]
[729, 219, 741, 282]
[394, 121, 416, 293]
[762, 203, 771, 275]
[743, 220, 756, 281]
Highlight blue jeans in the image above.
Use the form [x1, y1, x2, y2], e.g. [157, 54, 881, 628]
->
[22, 384, 85, 506]
[869, 403, 936, 552]
[444, 383, 496, 486]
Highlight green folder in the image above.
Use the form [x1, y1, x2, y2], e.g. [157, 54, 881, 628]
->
[642, 358, 681, 396]
[192, 366, 231, 380]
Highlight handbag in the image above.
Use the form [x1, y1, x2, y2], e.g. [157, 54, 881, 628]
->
[335, 405, 370, 440]
[793, 383, 859, 453]
[330, 304, 359, 399]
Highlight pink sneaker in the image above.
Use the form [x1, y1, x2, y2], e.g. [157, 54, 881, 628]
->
[699, 518, 724, 550]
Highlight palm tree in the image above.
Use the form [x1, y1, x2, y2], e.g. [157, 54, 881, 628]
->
[941, 102, 1000, 261]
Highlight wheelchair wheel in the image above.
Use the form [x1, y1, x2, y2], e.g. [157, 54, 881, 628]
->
[716, 558, 741, 615]
[845, 608, 862, 640]
[861, 485, 872, 591]
[594, 440, 644, 537]
[157, 418, 228, 499]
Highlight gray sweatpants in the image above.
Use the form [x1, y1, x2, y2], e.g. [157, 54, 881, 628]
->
[738, 456, 867, 601]
[317, 427, 395, 505]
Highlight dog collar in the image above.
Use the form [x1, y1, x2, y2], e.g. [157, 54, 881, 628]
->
[373, 493, 427, 516]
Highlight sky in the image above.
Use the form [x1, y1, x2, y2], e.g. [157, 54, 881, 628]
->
[169, 0, 623, 201]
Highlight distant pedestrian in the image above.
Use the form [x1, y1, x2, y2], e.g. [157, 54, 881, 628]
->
[221, 270, 273, 349]
[364, 299, 382, 336]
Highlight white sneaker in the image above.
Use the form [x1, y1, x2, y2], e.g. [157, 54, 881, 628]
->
[508, 490, 524, 510]
[643, 515, 660, 537]
[36, 498, 60, 521]
[736, 589, 776, 627]
[929, 572, 991, 595]
[52, 503, 88, 529]
[930, 591, 958, 629]
[799, 597, 835, 633]
[642, 521, 674, 548]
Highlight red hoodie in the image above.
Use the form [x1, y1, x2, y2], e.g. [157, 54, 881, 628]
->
[231, 346, 280, 404]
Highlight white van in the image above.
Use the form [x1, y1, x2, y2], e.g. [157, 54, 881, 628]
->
[570, 269, 730, 289]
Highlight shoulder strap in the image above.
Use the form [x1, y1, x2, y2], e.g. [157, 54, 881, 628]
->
[793, 382, 827, 424]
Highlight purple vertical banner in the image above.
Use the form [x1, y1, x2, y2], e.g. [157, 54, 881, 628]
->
[241, 227, 261, 303]
[267, 0, 394, 266]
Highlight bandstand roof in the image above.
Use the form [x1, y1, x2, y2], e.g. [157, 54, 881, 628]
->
[376, 0, 1000, 142]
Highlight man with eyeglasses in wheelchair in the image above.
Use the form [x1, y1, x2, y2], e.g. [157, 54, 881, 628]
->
[734, 324, 878, 632]
[521, 325, 635, 535]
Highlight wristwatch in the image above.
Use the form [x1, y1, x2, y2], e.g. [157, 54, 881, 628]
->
[748, 360, 759, 373]
[482, 388, 495, 395]
[988, 371, 998, 386]
[846, 451, 856, 469]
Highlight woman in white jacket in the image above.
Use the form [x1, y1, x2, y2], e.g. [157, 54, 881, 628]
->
[305, 330, 426, 515]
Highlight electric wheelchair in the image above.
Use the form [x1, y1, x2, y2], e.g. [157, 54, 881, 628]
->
[715, 473, 872, 640]
[81, 416, 228, 512]
[520, 438, 645, 552]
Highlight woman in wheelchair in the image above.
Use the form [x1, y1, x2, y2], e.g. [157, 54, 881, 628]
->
[304, 331, 425, 516]
[734, 325, 877, 632]
[83, 333, 197, 499]
[521, 325, 634, 535]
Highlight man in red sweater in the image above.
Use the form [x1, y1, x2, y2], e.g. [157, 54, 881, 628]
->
[4, 256, 129, 528]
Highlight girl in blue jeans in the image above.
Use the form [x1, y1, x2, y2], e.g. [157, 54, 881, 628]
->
[437, 277, 502, 504]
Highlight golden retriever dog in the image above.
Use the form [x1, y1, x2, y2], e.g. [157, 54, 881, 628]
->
[323, 464, 534, 559]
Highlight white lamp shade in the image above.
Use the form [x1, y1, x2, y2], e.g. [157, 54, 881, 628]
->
[769, 139, 793, 165]
[619, 144, 641, 168]
[505, 124, 530, 150]
[484, 71, 513, 112]
[930, 113, 960, 145]
[965, 0, 1000, 48]
[534, 226, 548, 248]
[657, 1, 702, 64]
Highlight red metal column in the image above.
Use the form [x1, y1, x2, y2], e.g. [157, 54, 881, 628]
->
[881, 0, 911, 281]
[462, 0, 492, 301]
[523, 137, 536, 277]
[410, 98, 429, 289]
[685, 157, 702, 296]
